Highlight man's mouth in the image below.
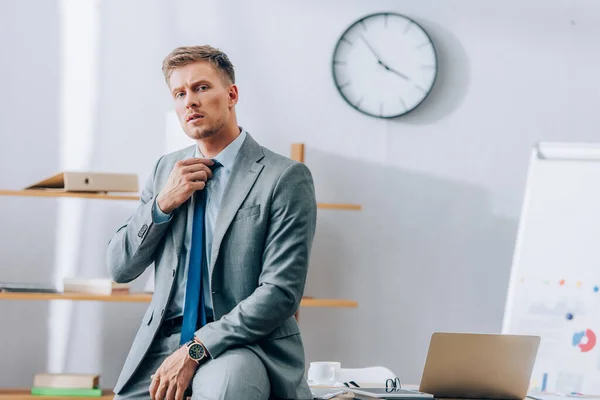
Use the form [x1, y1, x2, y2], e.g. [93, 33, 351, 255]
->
[187, 113, 204, 122]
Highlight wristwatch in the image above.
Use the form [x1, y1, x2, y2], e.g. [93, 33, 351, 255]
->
[186, 339, 207, 364]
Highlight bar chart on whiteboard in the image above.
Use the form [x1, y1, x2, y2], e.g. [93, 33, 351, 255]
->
[502, 142, 600, 394]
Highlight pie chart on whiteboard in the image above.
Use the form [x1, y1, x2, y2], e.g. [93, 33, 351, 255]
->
[572, 329, 596, 352]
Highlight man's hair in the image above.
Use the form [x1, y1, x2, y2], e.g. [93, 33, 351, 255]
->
[162, 45, 235, 85]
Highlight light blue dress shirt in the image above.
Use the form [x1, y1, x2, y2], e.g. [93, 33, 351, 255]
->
[153, 130, 247, 319]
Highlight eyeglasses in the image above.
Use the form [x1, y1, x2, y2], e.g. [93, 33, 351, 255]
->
[386, 377, 402, 392]
[342, 377, 402, 392]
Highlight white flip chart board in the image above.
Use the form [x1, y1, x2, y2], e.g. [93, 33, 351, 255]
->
[502, 142, 600, 394]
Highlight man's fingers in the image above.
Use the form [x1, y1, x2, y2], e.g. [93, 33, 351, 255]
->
[188, 181, 206, 191]
[149, 375, 159, 400]
[179, 157, 215, 167]
[175, 386, 186, 400]
[155, 382, 168, 400]
[165, 383, 177, 400]
[187, 171, 209, 183]
[182, 163, 213, 177]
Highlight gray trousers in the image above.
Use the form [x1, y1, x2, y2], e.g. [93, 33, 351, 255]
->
[115, 332, 270, 400]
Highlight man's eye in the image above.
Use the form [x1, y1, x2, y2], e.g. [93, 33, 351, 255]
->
[175, 92, 185, 98]
[197, 85, 208, 91]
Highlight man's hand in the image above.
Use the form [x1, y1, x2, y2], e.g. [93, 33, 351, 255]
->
[149, 345, 197, 400]
[157, 158, 214, 214]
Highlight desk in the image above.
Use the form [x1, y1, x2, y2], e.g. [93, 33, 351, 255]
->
[320, 391, 600, 400]
[312, 384, 544, 400]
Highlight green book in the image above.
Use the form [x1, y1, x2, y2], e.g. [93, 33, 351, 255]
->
[31, 387, 102, 397]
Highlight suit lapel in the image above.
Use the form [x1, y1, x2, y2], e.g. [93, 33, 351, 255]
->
[210, 134, 265, 270]
[171, 145, 197, 259]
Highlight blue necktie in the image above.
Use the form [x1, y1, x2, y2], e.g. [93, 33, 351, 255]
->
[180, 160, 221, 345]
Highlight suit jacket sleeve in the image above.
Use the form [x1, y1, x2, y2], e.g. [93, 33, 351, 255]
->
[195, 162, 317, 358]
[106, 156, 173, 283]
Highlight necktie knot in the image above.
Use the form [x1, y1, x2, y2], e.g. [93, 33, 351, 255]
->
[210, 159, 222, 172]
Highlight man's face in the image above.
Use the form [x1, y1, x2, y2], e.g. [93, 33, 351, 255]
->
[169, 61, 236, 140]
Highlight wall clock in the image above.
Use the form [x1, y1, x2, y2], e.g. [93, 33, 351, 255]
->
[332, 12, 438, 118]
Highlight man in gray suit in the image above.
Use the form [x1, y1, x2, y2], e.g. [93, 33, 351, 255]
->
[107, 45, 317, 400]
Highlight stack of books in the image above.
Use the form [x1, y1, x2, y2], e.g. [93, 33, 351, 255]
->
[63, 278, 130, 295]
[0, 282, 58, 293]
[31, 373, 102, 396]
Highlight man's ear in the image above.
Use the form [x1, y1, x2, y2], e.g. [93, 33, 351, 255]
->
[228, 84, 239, 106]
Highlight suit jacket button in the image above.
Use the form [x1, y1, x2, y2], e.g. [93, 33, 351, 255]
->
[138, 224, 148, 238]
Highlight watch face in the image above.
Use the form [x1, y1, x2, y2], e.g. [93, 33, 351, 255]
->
[332, 12, 438, 118]
[188, 343, 205, 360]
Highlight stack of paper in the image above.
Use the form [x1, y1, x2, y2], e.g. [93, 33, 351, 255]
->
[63, 278, 130, 295]
[0, 282, 57, 293]
[32, 373, 101, 396]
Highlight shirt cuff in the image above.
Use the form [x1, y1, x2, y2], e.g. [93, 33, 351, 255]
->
[152, 197, 173, 224]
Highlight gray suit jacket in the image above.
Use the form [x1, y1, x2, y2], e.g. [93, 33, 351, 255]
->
[107, 133, 316, 399]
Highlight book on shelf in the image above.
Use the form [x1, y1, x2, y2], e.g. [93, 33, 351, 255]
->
[25, 171, 138, 193]
[33, 373, 100, 389]
[0, 282, 58, 293]
[63, 278, 130, 295]
[31, 387, 102, 397]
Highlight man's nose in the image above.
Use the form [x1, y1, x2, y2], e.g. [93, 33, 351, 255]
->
[186, 94, 199, 109]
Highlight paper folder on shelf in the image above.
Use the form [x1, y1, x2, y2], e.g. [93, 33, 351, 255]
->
[33, 373, 100, 389]
[25, 171, 138, 193]
[63, 278, 130, 295]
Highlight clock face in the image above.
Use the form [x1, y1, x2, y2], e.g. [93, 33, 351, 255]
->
[189, 343, 205, 360]
[332, 13, 438, 118]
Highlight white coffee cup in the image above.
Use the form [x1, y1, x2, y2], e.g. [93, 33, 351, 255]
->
[307, 361, 341, 385]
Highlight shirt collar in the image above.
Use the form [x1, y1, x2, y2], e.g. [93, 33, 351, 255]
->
[194, 128, 247, 173]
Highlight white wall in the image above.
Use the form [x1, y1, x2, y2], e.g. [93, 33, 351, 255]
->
[0, 0, 62, 385]
[2, 0, 600, 388]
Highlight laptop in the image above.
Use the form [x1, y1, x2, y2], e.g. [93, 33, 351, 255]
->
[419, 332, 540, 400]
[25, 171, 138, 193]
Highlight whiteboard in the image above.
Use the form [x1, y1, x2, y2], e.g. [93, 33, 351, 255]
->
[502, 142, 600, 394]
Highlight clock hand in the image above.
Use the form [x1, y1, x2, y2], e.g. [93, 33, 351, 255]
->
[360, 35, 384, 63]
[377, 60, 410, 81]
[360, 35, 410, 81]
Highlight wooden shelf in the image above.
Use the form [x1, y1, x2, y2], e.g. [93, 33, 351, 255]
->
[316, 203, 361, 211]
[300, 297, 358, 308]
[0, 389, 114, 400]
[0, 190, 360, 210]
[0, 190, 138, 201]
[0, 292, 357, 308]
[0, 292, 152, 303]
